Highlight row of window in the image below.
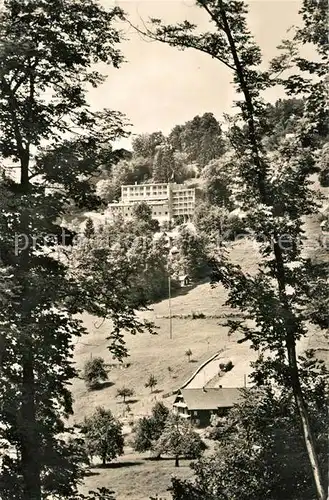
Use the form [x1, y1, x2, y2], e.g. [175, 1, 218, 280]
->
[125, 194, 168, 199]
[121, 187, 193, 194]
[111, 206, 169, 216]
[173, 209, 194, 214]
[122, 186, 168, 193]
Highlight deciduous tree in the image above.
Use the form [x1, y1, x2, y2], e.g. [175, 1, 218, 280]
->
[145, 0, 329, 497]
[168, 113, 225, 168]
[83, 357, 109, 390]
[155, 413, 206, 467]
[153, 143, 176, 183]
[82, 407, 124, 466]
[185, 349, 192, 363]
[132, 402, 169, 455]
[116, 387, 134, 404]
[145, 374, 158, 393]
[0, 1, 150, 498]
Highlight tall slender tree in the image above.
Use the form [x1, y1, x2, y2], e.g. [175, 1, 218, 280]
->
[143, 1, 328, 498]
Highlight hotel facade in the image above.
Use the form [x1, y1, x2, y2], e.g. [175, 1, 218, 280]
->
[107, 182, 196, 222]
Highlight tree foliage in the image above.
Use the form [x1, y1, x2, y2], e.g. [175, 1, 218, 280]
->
[155, 413, 206, 467]
[132, 402, 170, 454]
[82, 407, 124, 465]
[168, 113, 225, 169]
[169, 371, 328, 499]
[193, 202, 246, 242]
[0, 1, 152, 498]
[70, 209, 172, 330]
[152, 144, 176, 183]
[116, 387, 134, 403]
[172, 226, 209, 280]
[147, 0, 329, 498]
[145, 374, 158, 393]
[262, 98, 305, 149]
[82, 357, 109, 390]
[200, 155, 234, 209]
[84, 218, 96, 239]
[132, 132, 165, 159]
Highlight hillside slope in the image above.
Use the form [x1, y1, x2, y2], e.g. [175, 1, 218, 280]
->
[71, 238, 264, 421]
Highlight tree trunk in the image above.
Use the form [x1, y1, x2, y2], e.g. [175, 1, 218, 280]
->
[175, 456, 179, 467]
[274, 241, 326, 500]
[286, 338, 326, 500]
[20, 155, 29, 186]
[102, 456, 106, 465]
[20, 353, 41, 500]
[18, 113, 41, 498]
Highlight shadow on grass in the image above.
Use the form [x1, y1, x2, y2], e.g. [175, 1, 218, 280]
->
[117, 398, 139, 405]
[92, 381, 115, 391]
[96, 460, 144, 469]
[148, 277, 210, 307]
[145, 456, 184, 463]
[84, 470, 100, 477]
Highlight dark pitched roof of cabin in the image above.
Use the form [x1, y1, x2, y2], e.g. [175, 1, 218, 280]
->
[174, 387, 245, 410]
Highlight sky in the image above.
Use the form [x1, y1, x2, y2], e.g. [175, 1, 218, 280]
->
[89, 0, 303, 148]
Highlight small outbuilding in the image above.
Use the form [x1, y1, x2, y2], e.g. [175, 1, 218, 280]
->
[178, 274, 190, 287]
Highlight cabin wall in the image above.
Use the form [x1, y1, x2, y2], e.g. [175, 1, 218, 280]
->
[189, 407, 230, 427]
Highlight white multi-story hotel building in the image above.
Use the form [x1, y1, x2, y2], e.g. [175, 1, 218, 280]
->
[107, 183, 196, 222]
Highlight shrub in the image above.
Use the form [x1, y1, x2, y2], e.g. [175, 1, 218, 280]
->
[219, 360, 234, 373]
[191, 311, 206, 319]
[224, 360, 234, 372]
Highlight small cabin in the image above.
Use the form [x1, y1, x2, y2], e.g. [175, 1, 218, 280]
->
[178, 274, 190, 287]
